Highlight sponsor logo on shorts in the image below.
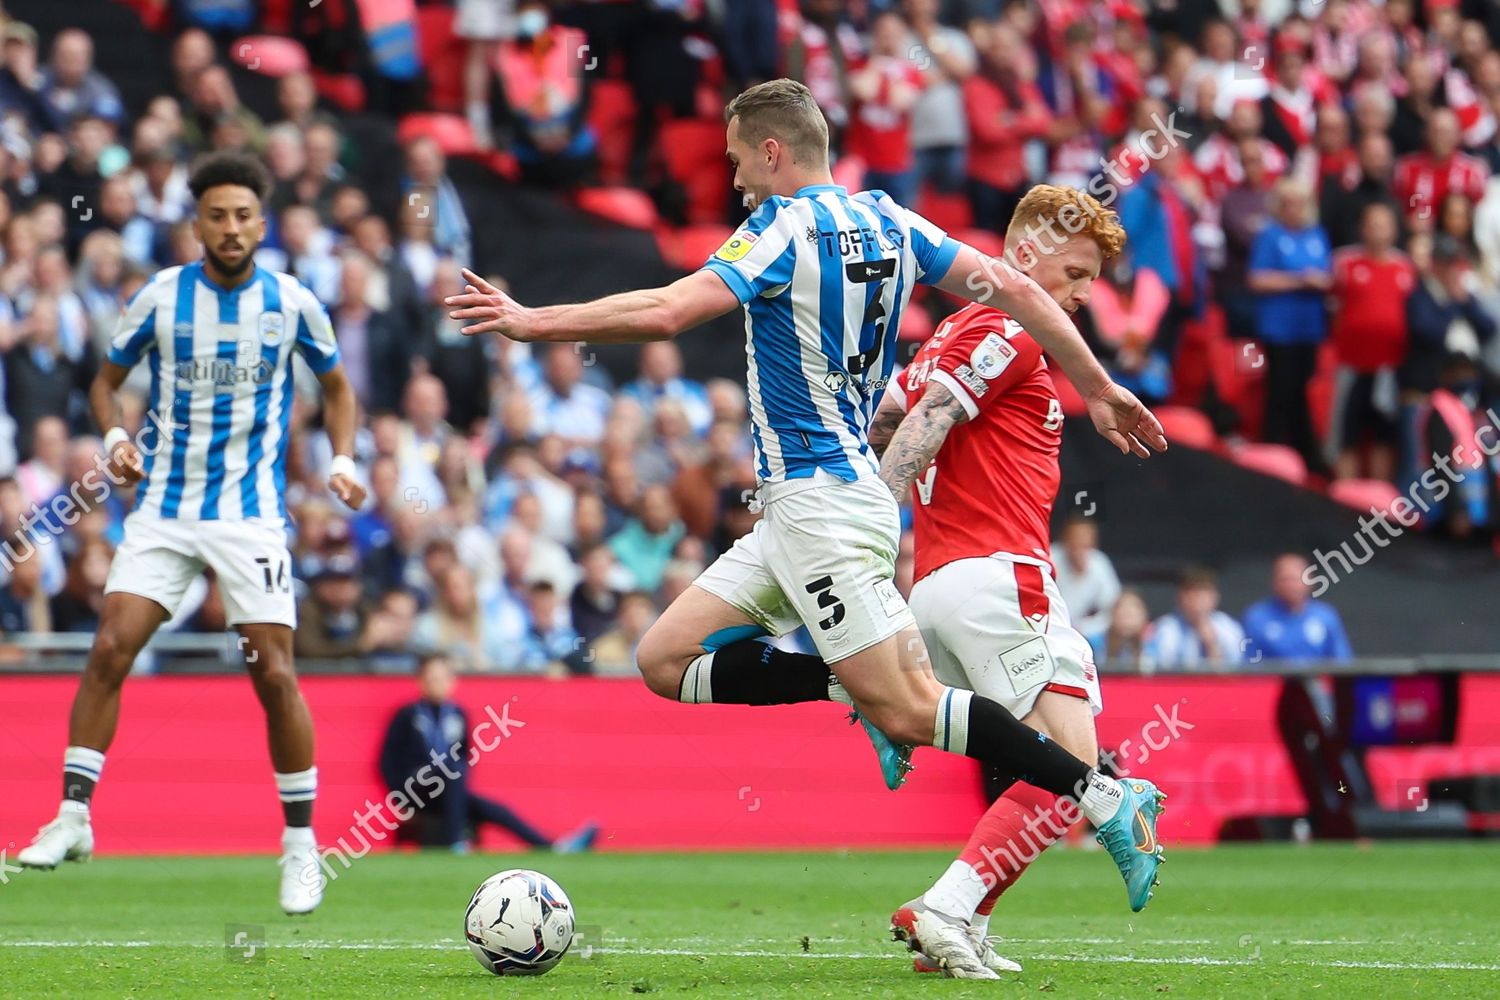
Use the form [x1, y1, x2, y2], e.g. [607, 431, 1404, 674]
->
[995, 635, 1054, 694]
[873, 579, 906, 620]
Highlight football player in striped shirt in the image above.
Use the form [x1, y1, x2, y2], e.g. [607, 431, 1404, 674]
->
[447, 79, 1166, 923]
[18, 153, 367, 916]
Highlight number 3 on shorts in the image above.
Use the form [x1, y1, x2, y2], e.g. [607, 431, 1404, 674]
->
[804, 575, 846, 631]
[254, 555, 290, 595]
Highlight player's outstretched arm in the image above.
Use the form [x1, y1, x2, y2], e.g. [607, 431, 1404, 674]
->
[935, 243, 1166, 457]
[316, 365, 368, 511]
[90, 361, 144, 484]
[447, 268, 740, 345]
[878, 382, 968, 503]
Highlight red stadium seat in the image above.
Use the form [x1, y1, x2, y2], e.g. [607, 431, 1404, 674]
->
[1153, 405, 1218, 450]
[312, 70, 366, 112]
[416, 6, 466, 113]
[587, 80, 637, 187]
[659, 119, 731, 225]
[229, 36, 310, 78]
[1328, 477, 1410, 520]
[916, 188, 973, 233]
[656, 224, 733, 273]
[397, 113, 479, 156]
[1232, 442, 1308, 486]
[575, 187, 659, 230]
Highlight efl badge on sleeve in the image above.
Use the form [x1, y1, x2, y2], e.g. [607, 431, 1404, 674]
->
[714, 231, 759, 263]
[970, 332, 1016, 380]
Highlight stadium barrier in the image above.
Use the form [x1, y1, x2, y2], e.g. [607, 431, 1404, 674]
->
[4, 661, 1497, 853]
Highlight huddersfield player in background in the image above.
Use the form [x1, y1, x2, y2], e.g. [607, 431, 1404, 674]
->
[870, 186, 1158, 978]
[447, 79, 1168, 923]
[17, 153, 367, 916]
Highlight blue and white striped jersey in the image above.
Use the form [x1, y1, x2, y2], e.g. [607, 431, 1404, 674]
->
[107, 263, 341, 522]
[701, 184, 959, 487]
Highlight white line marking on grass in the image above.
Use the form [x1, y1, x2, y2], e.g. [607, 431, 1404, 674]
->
[6, 940, 1500, 972]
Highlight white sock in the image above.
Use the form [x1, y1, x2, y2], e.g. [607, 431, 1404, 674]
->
[827, 677, 853, 706]
[282, 826, 316, 848]
[60, 799, 90, 819]
[972, 912, 991, 938]
[923, 860, 988, 921]
[932, 688, 973, 754]
[679, 653, 713, 703]
[1077, 771, 1126, 826]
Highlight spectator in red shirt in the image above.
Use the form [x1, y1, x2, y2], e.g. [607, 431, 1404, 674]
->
[1328, 202, 1415, 481]
[962, 21, 1050, 234]
[846, 11, 925, 208]
[1394, 108, 1490, 231]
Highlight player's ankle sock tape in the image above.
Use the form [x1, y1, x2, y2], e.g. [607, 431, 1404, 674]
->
[679, 641, 831, 705]
[923, 859, 989, 922]
[276, 768, 318, 828]
[1078, 772, 1126, 827]
[952, 693, 1094, 797]
[63, 746, 105, 804]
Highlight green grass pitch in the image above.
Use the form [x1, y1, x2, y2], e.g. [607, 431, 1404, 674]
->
[4, 844, 1498, 998]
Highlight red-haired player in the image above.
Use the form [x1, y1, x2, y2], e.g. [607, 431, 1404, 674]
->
[870, 185, 1166, 979]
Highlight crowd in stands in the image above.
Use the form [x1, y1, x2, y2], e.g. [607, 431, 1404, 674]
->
[1053, 517, 1353, 670]
[0, 0, 1472, 670]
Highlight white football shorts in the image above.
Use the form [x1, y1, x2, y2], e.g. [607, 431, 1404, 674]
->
[105, 513, 297, 627]
[908, 554, 1102, 720]
[693, 472, 915, 663]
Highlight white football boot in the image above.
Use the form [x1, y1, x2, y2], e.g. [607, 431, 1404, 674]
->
[912, 924, 1023, 975]
[278, 829, 324, 915]
[17, 806, 94, 869]
[890, 898, 999, 980]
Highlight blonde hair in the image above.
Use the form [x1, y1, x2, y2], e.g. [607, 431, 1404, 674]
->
[724, 79, 829, 166]
[1006, 185, 1126, 259]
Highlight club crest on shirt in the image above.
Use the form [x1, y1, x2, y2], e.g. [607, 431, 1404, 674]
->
[970, 332, 1016, 380]
[714, 231, 758, 263]
[259, 312, 284, 344]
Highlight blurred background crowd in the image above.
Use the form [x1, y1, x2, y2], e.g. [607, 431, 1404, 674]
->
[0, 0, 1495, 671]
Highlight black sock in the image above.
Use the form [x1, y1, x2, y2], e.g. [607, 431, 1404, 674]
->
[678, 639, 833, 705]
[63, 773, 96, 804]
[934, 688, 1094, 798]
[282, 799, 313, 828]
[62, 746, 105, 806]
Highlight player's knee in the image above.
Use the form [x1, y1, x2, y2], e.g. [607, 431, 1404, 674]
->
[246, 657, 299, 702]
[87, 628, 140, 685]
[634, 624, 687, 699]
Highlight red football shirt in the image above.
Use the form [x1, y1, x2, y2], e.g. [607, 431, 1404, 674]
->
[1392, 152, 1489, 219]
[1330, 248, 1416, 372]
[889, 302, 1063, 584]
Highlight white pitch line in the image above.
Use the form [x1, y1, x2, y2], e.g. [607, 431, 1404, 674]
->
[4, 940, 1499, 972]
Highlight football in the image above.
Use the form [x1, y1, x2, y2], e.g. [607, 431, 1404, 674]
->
[464, 868, 576, 976]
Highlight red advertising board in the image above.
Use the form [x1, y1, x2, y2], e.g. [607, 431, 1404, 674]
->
[2, 674, 1497, 854]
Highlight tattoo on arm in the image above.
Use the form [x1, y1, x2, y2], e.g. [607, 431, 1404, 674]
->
[878, 381, 969, 502]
